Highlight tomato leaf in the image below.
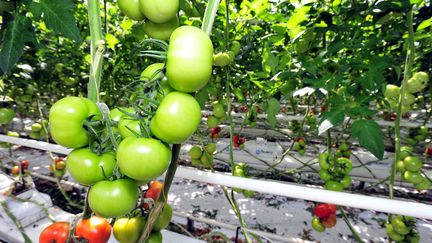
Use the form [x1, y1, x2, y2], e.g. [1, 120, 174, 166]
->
[29, 0, 81, 42]
[0, 15, 34, 74]
[318, 110, 345, 135]
[266, 98, 280, 129]
[417, 17, 432, 31]
[351, 120, 384, 160]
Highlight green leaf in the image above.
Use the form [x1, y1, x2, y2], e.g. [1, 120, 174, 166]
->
[358, 69, 384, 92]
[0, 15, 34, 74]
[351, 120, 384, 159]
[318, 110, 345, 135]
[29, 0, 81, 42]
[105, 33, 119, 50]
[195, 86, 209, 109]
[266, 98, 280, 129]
[417, 17, 432, 31]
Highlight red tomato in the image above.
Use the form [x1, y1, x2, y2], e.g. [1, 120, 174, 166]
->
[144, 181, 164, 209]
[75, 216, 111, 243]
[313, 204, 330, 219]
[321, 215, 337, 228]
[39, 222, 70, 243]
[233, 135, 245, 148]
[20, 160, 30, 169]
[325, 204, 337, 215]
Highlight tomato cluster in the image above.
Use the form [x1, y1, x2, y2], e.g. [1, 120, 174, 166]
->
[189, 143, 216, 168]
[335, 140, 351, 158]
[293, 137, 306, 155]
[384, 71, 429, 114]
[386, 215, 420, 243]
[319, 153, 352, 191]
[396, 147, 430, 191]
[406, 125, 429, 146]
[231, 163, 254, 197]
[49, 157, 67, 178]
[207, 102, 227, 129]
[311, 203, 337, 232]
[213, 40, 240, 67]
[10, 160, 30, 176]
[305, 112, 317, 130]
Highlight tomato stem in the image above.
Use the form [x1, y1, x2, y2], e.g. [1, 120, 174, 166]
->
[339, 206, 365, 243]
[389, 6, 415, 200]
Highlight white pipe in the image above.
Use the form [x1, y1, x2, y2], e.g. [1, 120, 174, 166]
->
[175, 167, 432, 220]
[2, 136, 432, 220]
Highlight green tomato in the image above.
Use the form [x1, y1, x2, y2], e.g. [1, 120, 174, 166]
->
[204, 143, 216, 154]
[384, 84, 400, 99]
[118, 117, 142, 138]
[386, 223, 404, 242]
[325, 181, 344, 192]
[0, 108, 15, 125]
[200, 152, 213, 168]
[146, 231, 162, 243]
[118, 0, 145, 21]
[66, 148, 116, 186]
[414, 178, 431, 190]
[319, 169, 332, 182]
[340, 175, 352, 188]
[318, 153, 330, 170]
[406, 233, 420, 243]
[212, 103, 225, 118]
[49, 97, 101, 148]
[403, 156, 423, 172]
[403, 93, 416, 106]
[407, 72, 429, 93]
[117, 137, 172, 181]
[29, 131, 42, 139]
[311, 217, 325, 232]
[189, 146, 202, 159]
[230, 41, 241, 55]
[213, 52, 231, 67]
[167, 26, 213, 92]
[403, 171, 424, 184]
[139, 0, 178, 23]
[207, 116, 219, 129]
[406, 138, 417, 146]
[391, 216, 410, 235]
[7, 131, 19, 137]
[141, 63, 165, 81]
[153, 204, 172, 231]
[337, 157, 352, 174]
[396, 160, 406, 173]
[400, 146, 413, 160]
[31, 123, 42, 132]
[191, 159, 201, 166]
[144, 17, 179, 41]
[113, 216, 145, 243]
[150, 92, 202, 144]
[89, 179, 139, 218]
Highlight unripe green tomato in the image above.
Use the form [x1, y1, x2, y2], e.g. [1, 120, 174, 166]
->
[386, 223, 404, 242]
[118, 0, 145, 21]
[403, 171, 424, 184]
[384, 84, 400, 99]
[396, 160, 406, 173]
[0, 108, 15, 125]
[139, 0, 178, 23]
[144, 17, 179, 41]
[406, 138, 417, 146]
[406, 72, 429, 93]
[29, 131, 42, 139]
[200, 152, 213, 168]
[298, 149, 305, 155]
[189, 146, 202, 159]
[340, 175, 351, 188]
[113, 216, 145, 243]
[403, 93, 416, 106]
[146, 231, 162, 243]
[212, 103, 226, 118]
[403, 156, 423, 172]
[405, 233, 420, 243]
[325, 181, 344, 192]
[153, 204, 172, 231]
[207, 116, 219, 129]
[226, 51, 235, 62]
[191, 159, 202, 166]
[400, 146, 413, 160]
[319, 169, 332, 181]
[318, 153, 330, 169]
[7, 131, 19, 137]
[414, 178, 430, 190]
[311, 217, 325, 232]
[242, 189, 254, 197]
[419, 126, 428, 135]
[391, 216, 410, 235]
[204, 143, 216, 154]
[414, 134, 425, 142]
[118, 118, 141, 138]
[230, 41, 241, 55]
[31, 123, 42, 132]
[213, 52, 231, 67]
[339, 143, 350, 151]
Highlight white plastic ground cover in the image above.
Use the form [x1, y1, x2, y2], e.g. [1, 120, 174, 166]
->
[1, 135, 432, 220]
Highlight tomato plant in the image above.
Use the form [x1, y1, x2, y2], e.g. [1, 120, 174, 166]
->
[39, 222, 70, 243]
